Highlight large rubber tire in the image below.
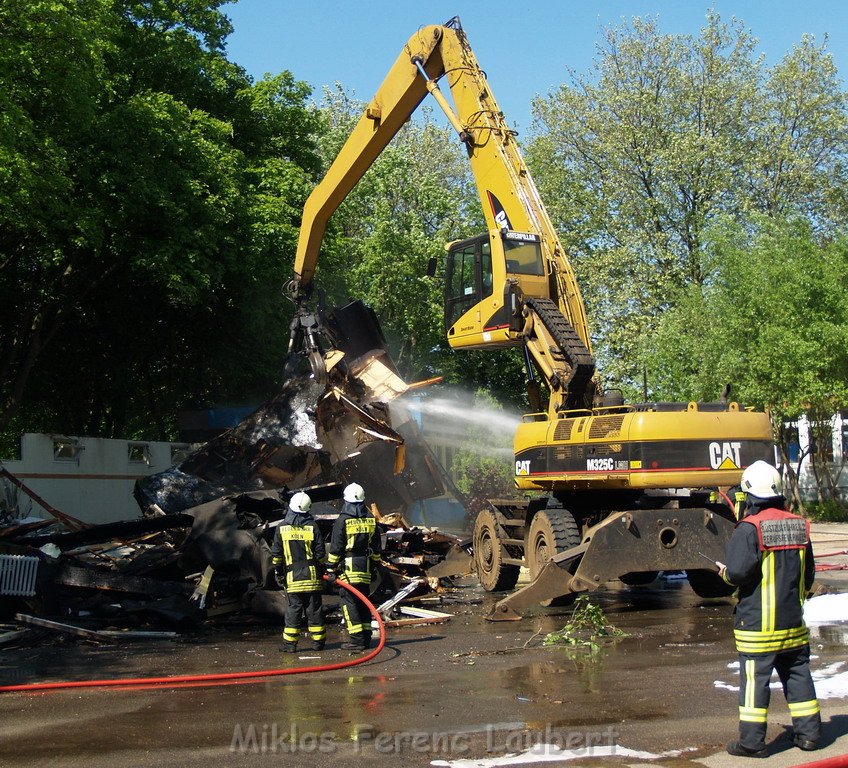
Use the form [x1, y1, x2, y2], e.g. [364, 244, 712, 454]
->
[527, 507, 582, 606]
[687, 568, 736, 598]
[473, 508, 520, 592]
[527, 508, 581, 581]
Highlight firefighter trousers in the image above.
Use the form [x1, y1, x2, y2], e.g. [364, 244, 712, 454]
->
[339, 583, 372, 639]
[282, 591, 325, 646]
[738, 643, 821, 750]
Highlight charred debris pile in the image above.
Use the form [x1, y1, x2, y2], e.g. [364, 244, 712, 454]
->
[0, 302, 472, 645]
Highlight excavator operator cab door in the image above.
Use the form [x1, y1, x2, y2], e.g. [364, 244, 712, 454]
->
[445, 234, 490, 326]
[444, 231, 546, 351]
[445, 233, 505, 350]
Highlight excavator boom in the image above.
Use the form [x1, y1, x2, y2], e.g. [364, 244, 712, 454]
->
[292, 18, 594, 413]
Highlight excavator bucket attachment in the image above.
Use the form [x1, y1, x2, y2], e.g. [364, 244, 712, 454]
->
[488, 507, 735, 621]
[487, 543, 587, 621]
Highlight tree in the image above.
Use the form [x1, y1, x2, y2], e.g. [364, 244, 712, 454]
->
[643, 216, 848, 509]
[527, 13, 847, 395]
[645, 217, 848, 409]
[0, 1, 322, 440]
[746, 35, 848, 225]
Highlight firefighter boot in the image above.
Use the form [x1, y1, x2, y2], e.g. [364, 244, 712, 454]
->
[341, 633, 365, 651]
[793, 735, 819, 751]
[307, 639, 325, 651]
[280, 641, 298, 654]
[726, 742, 767, 758]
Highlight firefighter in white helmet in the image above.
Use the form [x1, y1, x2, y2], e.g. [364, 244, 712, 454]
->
[326, 482, 382, 651]
[720, 460, 820, 757]
[270, 491, 326, 653]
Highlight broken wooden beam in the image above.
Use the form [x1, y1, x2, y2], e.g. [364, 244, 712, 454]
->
[14, 613, 115, 642]
[53, 564, 194, 598]
[21, 513, 194, 548]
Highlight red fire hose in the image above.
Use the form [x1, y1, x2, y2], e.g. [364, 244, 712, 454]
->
[0, 576, 385, 694]
[790, 756, 848, 768]
[815, 550, 848, 572]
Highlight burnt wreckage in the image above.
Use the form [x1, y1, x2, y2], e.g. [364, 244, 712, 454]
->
[0, 301, 471, 641]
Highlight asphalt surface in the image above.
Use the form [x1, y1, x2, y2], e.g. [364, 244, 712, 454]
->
[1, 525, 846, 768]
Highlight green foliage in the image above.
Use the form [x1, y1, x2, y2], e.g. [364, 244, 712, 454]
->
[805, 501, 848, 523]
[527, 12, 847, 396]
[0, 0, 321, 439]
[643, 216, 848, 414]
[542, 595, 627, 653]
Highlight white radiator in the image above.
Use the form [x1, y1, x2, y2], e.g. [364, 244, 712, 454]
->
[0, 554, 39, 597]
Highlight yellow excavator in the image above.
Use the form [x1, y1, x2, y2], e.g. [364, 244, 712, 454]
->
[289, 17, 774, 619]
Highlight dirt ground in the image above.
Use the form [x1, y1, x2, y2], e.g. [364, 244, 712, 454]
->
[1, 525, 846, 768]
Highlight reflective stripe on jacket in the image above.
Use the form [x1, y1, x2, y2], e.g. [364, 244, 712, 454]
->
[270, 512, 326, 593]
[327, 501, 382, 585]
[723, 505, 815, 654]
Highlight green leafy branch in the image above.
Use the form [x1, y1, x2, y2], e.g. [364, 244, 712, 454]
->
[541, 595, 627, 652]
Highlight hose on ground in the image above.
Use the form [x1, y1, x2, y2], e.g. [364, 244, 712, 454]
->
[0, 575, 385, 694]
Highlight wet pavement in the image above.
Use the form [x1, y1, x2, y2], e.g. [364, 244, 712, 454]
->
[1, 567, 847, 768]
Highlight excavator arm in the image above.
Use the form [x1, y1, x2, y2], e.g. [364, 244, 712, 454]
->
[290, 17, 595, 414]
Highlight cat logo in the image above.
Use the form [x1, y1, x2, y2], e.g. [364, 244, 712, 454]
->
[708, 441, 741, 470]
[515, 460, 531, 476]
[488, 191, 512, 230]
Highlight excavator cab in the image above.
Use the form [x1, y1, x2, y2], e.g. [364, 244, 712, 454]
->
[443, 230, 547, 351]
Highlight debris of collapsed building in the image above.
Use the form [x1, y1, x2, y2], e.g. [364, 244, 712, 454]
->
[0, 487, 470, 646]
[0, 301, 472, 644]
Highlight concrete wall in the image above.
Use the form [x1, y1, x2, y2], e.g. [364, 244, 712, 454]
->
[1, 433, 194, 525]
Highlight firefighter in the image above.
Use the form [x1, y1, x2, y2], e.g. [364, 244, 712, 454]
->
[326, 482, 382, 651]
[271, 491, 327, 653]
[719, 460, 820, 757]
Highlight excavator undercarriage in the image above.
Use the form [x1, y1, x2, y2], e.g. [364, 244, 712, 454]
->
[477, 494, 737, 621]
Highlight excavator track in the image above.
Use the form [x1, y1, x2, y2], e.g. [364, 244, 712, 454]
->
[524, 297, 595, 409]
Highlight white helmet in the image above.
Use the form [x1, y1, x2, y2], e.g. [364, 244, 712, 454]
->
[289, 491, 312, 514]
[740, 461, 782, 499]
[343, 482, 365, 503]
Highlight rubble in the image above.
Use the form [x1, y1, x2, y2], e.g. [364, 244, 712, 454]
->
[0, 300, 472, 644]
[0, 489, 469, 644]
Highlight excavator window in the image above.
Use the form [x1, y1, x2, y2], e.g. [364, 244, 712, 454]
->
[444, 234, 493, 329]
[480, 241, 493, 296]
[503, 232, 544, 276]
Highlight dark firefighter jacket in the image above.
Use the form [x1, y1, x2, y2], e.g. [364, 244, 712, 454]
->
[722, 498, 815, 655]
[327, 501, 381, 585]
[270, 510, 326, 593]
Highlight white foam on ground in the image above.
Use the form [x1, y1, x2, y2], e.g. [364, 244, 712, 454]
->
[716, 660, 848, 698]
[715, 680, 738, 691]
[804, 593, 848, 624]
[431, 745, 681, 767]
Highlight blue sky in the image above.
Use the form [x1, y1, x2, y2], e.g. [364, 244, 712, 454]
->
[221, 1, 847, 134]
